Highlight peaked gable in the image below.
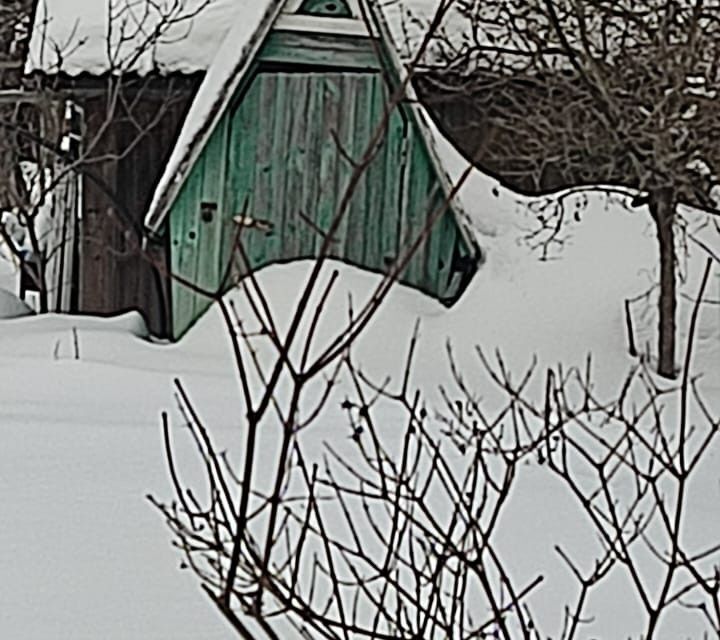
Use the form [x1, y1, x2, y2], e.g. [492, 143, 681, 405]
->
[143, 0, 482, 338]
[145, 0, 469, 236]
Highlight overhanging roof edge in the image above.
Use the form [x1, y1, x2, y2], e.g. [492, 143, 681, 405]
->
[364, 1, 481, 254]
[144, 0, 287, 233]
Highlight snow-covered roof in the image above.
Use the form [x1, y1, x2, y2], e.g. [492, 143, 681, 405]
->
[27, 0, 248, 75]
[26, 0, 459, 76]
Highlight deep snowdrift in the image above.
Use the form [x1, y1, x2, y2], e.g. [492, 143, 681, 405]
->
[0, 186, 718, 639]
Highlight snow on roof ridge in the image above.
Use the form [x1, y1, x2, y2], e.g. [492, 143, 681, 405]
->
[145, 0, 483, 239]
[26, 0, 249, 76]
[144, 0, 284, 232]
[25, 0, 442, 76]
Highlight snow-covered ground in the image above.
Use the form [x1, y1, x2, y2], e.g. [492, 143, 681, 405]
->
[13, 1, 719, 637]
[1, 178, 718, 637]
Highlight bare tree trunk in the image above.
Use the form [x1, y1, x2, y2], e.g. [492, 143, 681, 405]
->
[36, 261, 48, 312]
[649, 190, 676, 379]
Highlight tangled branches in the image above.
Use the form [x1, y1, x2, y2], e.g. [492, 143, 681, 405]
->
[151, 258, 717, 638]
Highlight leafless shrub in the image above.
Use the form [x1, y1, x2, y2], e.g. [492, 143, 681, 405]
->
[152, 257, 717, 639]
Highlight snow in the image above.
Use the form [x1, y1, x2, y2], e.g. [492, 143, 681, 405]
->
[8, 5, 720, 637]
[0, 255, 33, 318]
[27, 0, 248, 75]
[0, 288, 33, 319]
[2, 174, 719, 637]
[144, 0, 282, 230]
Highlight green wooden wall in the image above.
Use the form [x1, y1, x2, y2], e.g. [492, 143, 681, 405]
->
[168, 34, 478, 339]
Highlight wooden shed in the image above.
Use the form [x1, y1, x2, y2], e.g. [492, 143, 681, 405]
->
[145, 0, 483, 339]
[23, 0, 242, 334]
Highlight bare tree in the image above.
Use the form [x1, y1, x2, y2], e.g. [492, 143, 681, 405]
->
[143, 3, 719, 636]
[152, 214, 716, 639]
[417, 0, 720, 378]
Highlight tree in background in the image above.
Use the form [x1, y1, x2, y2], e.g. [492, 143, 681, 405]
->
[418, 0, 720, 378]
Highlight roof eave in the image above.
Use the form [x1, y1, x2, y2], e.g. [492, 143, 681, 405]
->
[144, 0, 288, 233]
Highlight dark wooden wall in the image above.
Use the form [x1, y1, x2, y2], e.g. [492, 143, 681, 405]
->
[414, 74, 560, 195]
[68, 74, 202, 336]
[28, 71, 490, 338]
[415, 72, 716, 206]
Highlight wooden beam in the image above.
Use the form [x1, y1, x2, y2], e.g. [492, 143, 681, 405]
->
[259, 30, 380, 69]
[0, 89, 54, 103]
[274, 13, 371, 37]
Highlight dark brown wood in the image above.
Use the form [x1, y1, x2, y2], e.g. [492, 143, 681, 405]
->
[651, 191, 677, 379]
[74, 75, 201, 336]
[624, 299, 638, 358]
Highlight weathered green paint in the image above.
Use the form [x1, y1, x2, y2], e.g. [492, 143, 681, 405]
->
[297, 0, 352, 18]
[167, 29, 480, 338]
[260, 32, 381, 69]
[169, 117, 231, 338]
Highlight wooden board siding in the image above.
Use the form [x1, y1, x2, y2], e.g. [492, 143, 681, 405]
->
[44, 161, 80, 312]
[168, 65, 478, 338]
[169, 114, 229, 335]
[259, 31, 381, 69]
[77, 78, 200, 336]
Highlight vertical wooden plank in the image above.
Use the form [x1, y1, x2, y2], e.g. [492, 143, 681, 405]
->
[221, 93, 243, 284]
[275, 73, 295, 259]
[434, 209, 459, 298]
[342, 72, 373, 265]
[283, 74, 311, 260]
[192, 115, 229, 322]
[362, 73, 392, 270]
[380, 95, 405, 275]
[424, 188, 447, 292]
[326, 72, 356, 262]
[45, 162, 76, 313]
[169, 174, 190, 337]
[315, 72, 342, 256]
[224, 77, 260, 280]
[250, 73, 276, 266]
[238, 77, 260, 267]
[265, 72, 288, 264]
[401, 124, 434, 290]
[299, 74, 323, 258]
[170, 156, 204, 337]
[183, 160, 204, 333]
